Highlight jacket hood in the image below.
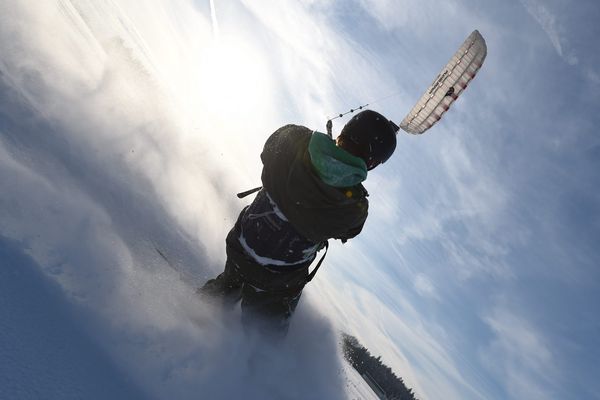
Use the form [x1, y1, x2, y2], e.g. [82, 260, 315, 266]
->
[260, 125, 368, 243]
[308, 131, 367, 188]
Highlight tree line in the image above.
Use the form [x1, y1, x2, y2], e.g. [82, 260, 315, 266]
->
[342, 332, 418, 400]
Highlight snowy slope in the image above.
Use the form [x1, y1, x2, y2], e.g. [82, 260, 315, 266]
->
[0, 238, 145, 400]
[0, 85, 358, 398]
[0, 1, 378, 399]
[1, 230, 370, 400]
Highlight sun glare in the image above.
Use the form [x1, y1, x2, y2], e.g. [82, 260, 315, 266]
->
[197, 37, 272, 123]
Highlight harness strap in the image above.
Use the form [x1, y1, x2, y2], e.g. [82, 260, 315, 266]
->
[247, 211, 276, 220]
[306, 240, 329, 284]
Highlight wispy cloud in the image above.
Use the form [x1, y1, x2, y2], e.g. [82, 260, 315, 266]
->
[355, 0, 464, 36]
[209, 0, 220, 38]
[480, 306, 558, 399]
[315, 274, 491, 400]
[519, 0, 578, 65]
[413, 273, 439, 299]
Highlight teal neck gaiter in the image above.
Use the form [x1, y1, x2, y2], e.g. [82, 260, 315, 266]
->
[308, 131, 367, 188]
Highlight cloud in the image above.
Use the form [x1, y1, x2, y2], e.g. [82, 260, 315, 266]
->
[519, 0, 578, 65]
[314, 273, 491, 400]
[480, 306, 558, 400]
[585, 67, 600, 84]
[209, 0, 220, 38]
[413, 273, 439, 299]
[355, 0, 461, 35]
[239, 0, 404, 130]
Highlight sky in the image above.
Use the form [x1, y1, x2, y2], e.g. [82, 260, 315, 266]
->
[1, 0, 599, 399]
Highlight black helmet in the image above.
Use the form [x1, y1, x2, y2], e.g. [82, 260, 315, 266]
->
[337, 110, 398, 170]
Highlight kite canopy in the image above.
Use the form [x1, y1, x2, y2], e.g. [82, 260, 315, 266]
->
[400, 30, 487, 134]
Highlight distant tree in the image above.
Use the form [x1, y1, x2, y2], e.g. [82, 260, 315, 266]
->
[342, 333, 418, 400]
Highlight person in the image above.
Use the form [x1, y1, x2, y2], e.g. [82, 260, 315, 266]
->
[200, 109, 398, 336]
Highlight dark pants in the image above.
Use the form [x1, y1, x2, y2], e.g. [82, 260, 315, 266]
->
[202, 259, 305, 336]
[201, 195, 319, 336]
[201, 224, 311, 337]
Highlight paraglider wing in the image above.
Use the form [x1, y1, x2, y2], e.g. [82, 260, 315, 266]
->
[399, 30, 487, 135]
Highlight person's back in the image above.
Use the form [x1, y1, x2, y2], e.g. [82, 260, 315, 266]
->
[201, 110, 397, 336]
[260, 124, 370, 243]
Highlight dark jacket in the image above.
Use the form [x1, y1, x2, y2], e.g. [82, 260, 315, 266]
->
[224, 124, 369, 291]
[260, 124, 369, 243]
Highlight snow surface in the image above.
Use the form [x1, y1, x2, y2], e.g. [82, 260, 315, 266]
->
[342, 364, 380, 400]
[1, 231, 375, 399]
[0, 1, 379, 399]
[0, 238, 145, 400]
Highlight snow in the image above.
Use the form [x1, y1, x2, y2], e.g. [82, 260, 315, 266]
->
[0, 3, 379, 398]
[341, 363, 380, 400]
[0, 228, 364, 399]
[0, 238, 145, 400]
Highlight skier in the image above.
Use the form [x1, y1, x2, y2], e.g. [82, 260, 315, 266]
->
[201, 110, 398, 336]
